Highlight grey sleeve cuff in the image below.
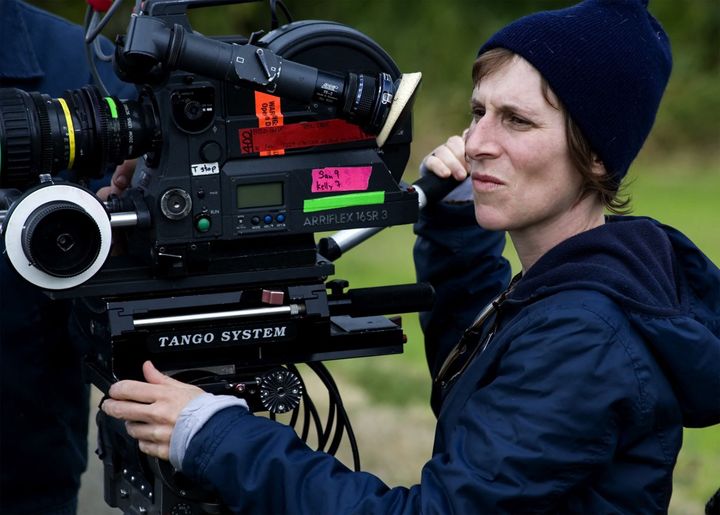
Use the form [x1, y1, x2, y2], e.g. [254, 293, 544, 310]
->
[169, 393, 249, 471]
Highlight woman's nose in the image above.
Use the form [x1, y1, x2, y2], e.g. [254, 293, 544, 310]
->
[465, 116, 502, 162]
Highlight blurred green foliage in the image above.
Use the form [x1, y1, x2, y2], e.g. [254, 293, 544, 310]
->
[29, 0, 719, 164]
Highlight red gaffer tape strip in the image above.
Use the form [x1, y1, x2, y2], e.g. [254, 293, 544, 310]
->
[239, 119, 374, 155]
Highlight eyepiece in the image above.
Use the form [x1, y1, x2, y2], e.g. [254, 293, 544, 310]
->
[343, 72, 395, 134]
[315, 71, 395, 134]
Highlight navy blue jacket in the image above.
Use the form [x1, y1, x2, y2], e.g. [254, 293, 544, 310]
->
[179, 200, 719, 513]
[0, 2, 134, 512]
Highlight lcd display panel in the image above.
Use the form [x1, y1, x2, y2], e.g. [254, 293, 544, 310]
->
[237, 182, 283, 209]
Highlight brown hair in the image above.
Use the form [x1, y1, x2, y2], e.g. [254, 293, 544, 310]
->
[472, 48, 631, 214]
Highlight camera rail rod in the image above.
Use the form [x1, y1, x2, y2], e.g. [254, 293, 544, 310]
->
[108, 211, 139, 227]
[133, 303, 304, 328]
[0, 209, 137, 231]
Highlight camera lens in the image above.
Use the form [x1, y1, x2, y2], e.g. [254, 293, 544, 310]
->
[0, 86, 157, 188]
[21, 201, 102, 278]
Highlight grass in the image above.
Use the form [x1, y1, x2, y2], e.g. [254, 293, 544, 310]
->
[325, 153, 720, 512]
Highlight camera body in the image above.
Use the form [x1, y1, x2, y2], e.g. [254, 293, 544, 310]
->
[107, 21, 417, 293]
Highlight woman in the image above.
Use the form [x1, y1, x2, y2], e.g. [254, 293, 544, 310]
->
[102, 0, 720, 512]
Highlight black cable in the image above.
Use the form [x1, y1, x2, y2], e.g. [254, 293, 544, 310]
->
[285, 365, 340, 455]
[324, 366, 359, 471]
[84, 0, 140, 96]
[300, 386, 323, 445]
[84, 7, 107, 96]
[317, 379, 338, 452]
[308, 362, 361, 471]
[326, 412, 345, 457]
[286, 364, 302, 429]
[268, 0, 293, 29]
[294, 363, 333, 452]
[313, 365, 346, 458]
[276, 0, 293, 24]
[300, 392, 312, 442]
[268, 0, 279, 30]
[84, 0, 125, 44]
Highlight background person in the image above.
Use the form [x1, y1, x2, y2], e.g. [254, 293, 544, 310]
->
[101, 0, 720, 513]
[0, 1, 134, 513]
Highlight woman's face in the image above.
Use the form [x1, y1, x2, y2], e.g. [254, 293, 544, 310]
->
[467, 56, 585, 234]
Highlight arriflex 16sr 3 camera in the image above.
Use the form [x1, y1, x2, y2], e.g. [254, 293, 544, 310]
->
[0, 0, 448, 513]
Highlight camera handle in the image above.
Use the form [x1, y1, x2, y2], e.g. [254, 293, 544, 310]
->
[318, 173, 464, 261]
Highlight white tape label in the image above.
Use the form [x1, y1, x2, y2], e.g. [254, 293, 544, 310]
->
[191, 162, 220, 176]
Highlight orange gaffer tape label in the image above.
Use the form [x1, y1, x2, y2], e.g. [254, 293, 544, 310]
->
[239, 118, 374, 155]
[254, 92, 285, 156]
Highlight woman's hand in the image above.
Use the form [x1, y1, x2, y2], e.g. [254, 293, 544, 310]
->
[101, 361, 204, 460]
[95, 159, 136, 254]
[421, 132, 469, 181]
[96, 159, 136, 201]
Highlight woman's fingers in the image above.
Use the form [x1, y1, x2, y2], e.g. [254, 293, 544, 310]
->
[101, 363, 205, 459]
[142, 360, 187, 388]
[423, 134, 470, 181]
[96, 159, 136, 200]
[102, 398, 156, 423]
[108, 379, 162, 404]
[137, 440, 170, 461]
[110, 159, 136, 194]
[125, 421, 173, 444]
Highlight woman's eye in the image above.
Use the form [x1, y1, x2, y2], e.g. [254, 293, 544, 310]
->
[506, 114, 533, 128]
[471, 107, 485, 120]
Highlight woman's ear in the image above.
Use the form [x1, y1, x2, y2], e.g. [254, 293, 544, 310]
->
[591, 154, 607, 178]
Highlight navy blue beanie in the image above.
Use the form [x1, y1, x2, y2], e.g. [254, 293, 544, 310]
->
[478, 0, 672, 183]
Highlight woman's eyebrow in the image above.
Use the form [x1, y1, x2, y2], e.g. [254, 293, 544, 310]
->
[471, 97, 539, 118]
[498, 103, 538, 118]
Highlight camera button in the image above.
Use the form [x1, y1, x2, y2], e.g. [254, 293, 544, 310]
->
[276, 214, 286, 223]
[263, 215, 273, 224]
[196, 217, 211, 232]
[200, 141, 222, 162]
[251, 216, 261, 225]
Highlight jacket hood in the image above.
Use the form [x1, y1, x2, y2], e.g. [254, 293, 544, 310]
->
[508, 216, 720, 427]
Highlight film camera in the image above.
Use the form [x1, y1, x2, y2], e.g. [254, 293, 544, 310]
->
[0, 0, 444, 513]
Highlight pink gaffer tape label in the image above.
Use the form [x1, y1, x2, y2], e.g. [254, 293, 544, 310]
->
[311, 166, 372, 193]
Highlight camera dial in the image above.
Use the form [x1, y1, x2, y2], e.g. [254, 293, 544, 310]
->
[21, 201, 102, 277]
[259, 368, 303, 414]
[160, 188, 192, 220]
[3, 182, 111, 289]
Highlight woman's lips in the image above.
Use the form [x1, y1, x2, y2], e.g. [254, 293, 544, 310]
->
[472, 173, 505, 191]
